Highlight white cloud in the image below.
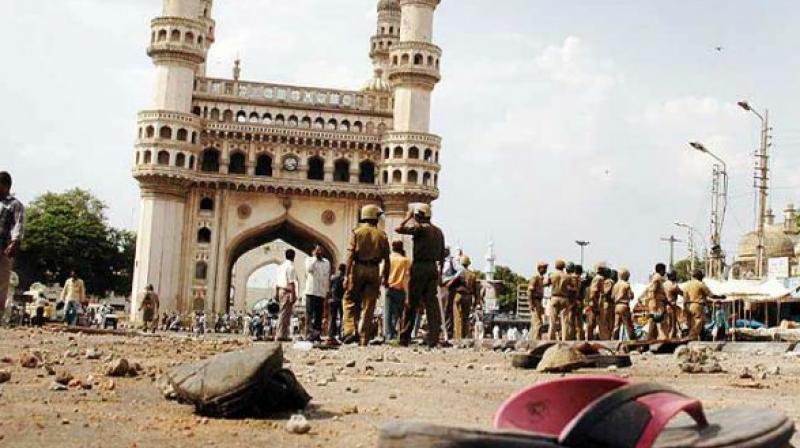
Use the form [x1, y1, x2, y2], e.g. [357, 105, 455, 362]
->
[536, 36, 623, 94]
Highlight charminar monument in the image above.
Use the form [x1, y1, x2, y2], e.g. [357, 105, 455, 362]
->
[130, 0, 444, 319]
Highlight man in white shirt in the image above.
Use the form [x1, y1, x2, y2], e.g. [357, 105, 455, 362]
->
[304, 244, 331, 342]
[275, 249, 299, 342]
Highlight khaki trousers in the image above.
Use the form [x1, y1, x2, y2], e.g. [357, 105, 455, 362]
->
[529, 298, 545, 341]
[686, 302, 706, 340]
[275, 289, 296, 341]
[613, 304, 635, 340]
[0, 253, 11, 319]
[399, 262, 442, 347]
[547, 296, 571, 341]
[572, 301, 586, 341]
[598, 300, 614, 340]
[343, 264, 381, 344]
[585, 305, 599, 341]
[452, 293, 473, 340]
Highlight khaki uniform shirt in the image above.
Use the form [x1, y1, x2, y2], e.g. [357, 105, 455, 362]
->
[397, 222, 445, 264]
[684, 279, 713, 305]
[588, 275, 605, 308]
[603, 278, 615, 303]
[613, 280, 633, 305]
[549, 270, 573, 298]
[347, 224, 390, 264]
[647, 273, 667, 307]
[664, 280, 682, 305]
[568, 273, 582, 301]
[528, 272, 545, 301]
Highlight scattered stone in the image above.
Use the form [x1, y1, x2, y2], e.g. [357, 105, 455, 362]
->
[677, 348, 725, 374]
[67, 379, 83, 389]
[739, 367, 753, 380]
[345, 360, 356, 368]
[20, 353, 40, 369]
[105, 359, 130, 377]
[388, 393, 397, 400]
[769, 366, 781, 376]
[341, 405, 359, 415]
[85, 348, 101, 360]
[607, 365, 618, 372]
[286, 414, 311, 435]
[0, 370, 10, 384]
[49, 382, 68, 391]
[55, 370, 74, 385]
[63, 349, 78, 359]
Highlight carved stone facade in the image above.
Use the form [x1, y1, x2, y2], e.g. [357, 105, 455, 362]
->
[131, 0, 443, 318]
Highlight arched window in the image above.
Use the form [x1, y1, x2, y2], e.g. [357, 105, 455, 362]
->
[170, 29, 181, 42]
[189, 155, 195, 169]
[249, 112, 260, 123]
[353, 121, 363, 133]
[185, 32, 195, 45]
[195, 261, 208, 280]
[424, 149, 433, 162]
[198, 35, 204, 46]
[307, 156, 325, 181]
[197, 227, 212, 244]
[157, 151, 170, 165]
[333, 159, 350, 183]
[434, 174, 439, 186]
[288, 115, 298, 127]
[313, 118, 325, 130]
[157, 30, 167, 42]
[393, 146, 403, 159]
[392, 170, 402, 183]
[192, 106, 201, 116]
[435, 151, 440, 163]
[382, 170, 389, 184]
[159, 126, 172, 140]
[210, 108, 220, 121]
[389, 26, 394, 34]
[222, 110, 234, 122]
[409, 147, 420, 159]
[401, 54, 410, 65]
[366, 122, 375, 134]
[145, 126, 155, 138]
[176, 153, 186, 167]
[423, 172, 432, 186]
[408, 170, 419, 184]
[414, 54, 424, 65]
[275, 114, 285, 125]
[191, 132, 197, 144]
[176, 128, 188, 141]
[427, 55, 434, 66]
[236, 111, 247, 123]
[327, 119, 338, 130]
[392, 55, 398, 65]
[359, 160, 376, 184]
[228, 152, 246, 174]
[340, 120, 351, 132]
[201, 148, 220, 172]
[143, 151, 152, 164]
[200, 198, 214, 211]
[255, 154, 272, 177]
[135, 152, 140, 164]
[301, 117, 312, 128]
[378, 123, 387, 134]
[262, 113, 272, 124]
[384, 147, 390, 159]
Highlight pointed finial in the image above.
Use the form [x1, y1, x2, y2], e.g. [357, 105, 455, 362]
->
[233, 56, 241, 81]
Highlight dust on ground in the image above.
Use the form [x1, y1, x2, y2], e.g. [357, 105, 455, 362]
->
[0, 327, 798, 447]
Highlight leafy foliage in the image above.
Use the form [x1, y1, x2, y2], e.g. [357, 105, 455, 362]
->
[493, 265, 528, 312]
[673, 258, 706, 283]
[17, 189, 136, 297]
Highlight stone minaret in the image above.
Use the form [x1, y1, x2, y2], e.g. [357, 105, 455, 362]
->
[131, 0, 215, 320]
[381, 0, 443, 240]
[370, 0, 401, 82]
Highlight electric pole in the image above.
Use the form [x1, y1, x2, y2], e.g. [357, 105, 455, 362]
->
[661, 235, 682, 270]
[575, 240, 590, 267]
[739, 101, 771, 278]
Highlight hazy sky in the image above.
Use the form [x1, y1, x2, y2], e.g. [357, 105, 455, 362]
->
[3, 0, 800, 282]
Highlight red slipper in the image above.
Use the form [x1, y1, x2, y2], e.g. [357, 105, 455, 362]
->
[494, 375, 794, 448]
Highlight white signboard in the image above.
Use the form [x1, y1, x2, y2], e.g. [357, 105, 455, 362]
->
[768, 257, 790, 279]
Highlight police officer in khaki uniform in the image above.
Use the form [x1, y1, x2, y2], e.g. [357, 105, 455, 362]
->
[645, 263, 669, 340]
[548, 260, 574, 341]
[585, 265, 606, 340]
[342, 205, 390, 346]
[598, 270, 616, 340]
[664, 271, 683, 338]
[572, 265, 587, 340]
[683, 270, 719, 340]
[612, 269, 636, 340]
[452, 256, 478, 340]
[397, 204, 447, 348]
[527, 262, 548, 341]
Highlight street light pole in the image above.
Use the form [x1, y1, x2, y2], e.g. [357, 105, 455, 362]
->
[661, 235, 682, 270]
[675, 222, 697, 273]
[689, 142, 728, 279]
[575, 240, 590, 267]
[738, 101, 771, 279]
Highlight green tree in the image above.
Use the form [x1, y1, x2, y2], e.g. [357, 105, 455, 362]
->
[673, 258, 706, 282]
[493, 265, 528, 312]
[18, 189, 136, 297]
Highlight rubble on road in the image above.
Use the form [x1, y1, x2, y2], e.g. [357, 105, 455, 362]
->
[286, 414, 311, 434]
[676, 347, 725, 374]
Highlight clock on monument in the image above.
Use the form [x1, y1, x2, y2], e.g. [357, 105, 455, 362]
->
[283, 156, 299, 172]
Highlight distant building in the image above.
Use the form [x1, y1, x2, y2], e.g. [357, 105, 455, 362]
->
[734, 205, 800, 279]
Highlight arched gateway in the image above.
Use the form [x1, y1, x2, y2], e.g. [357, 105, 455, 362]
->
[130, 0, 444, 318]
